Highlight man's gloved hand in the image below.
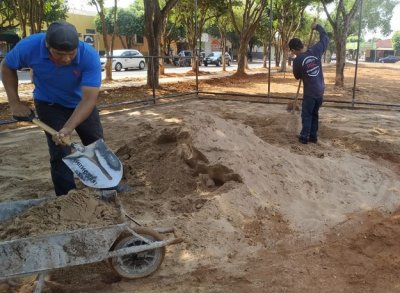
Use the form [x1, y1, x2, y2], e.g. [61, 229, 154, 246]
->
[10, 100, 34, 119]
[12, 108, 36, 122]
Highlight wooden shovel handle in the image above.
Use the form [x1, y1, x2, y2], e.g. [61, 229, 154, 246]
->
[32, 118, 71, 145]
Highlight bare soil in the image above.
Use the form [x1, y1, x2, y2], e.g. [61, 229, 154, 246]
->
[0, 62, 400, 293]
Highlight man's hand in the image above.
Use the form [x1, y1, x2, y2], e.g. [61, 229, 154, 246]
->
[311, 23, 318, 30]
[52, 127, 72, 145]
[10, 101, 33, 118]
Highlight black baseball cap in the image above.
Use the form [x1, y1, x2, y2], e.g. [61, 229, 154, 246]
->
[288, 38, 303, 51]
[46, 21, 79, 51]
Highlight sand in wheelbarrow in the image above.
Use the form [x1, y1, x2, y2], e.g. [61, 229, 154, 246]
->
[0, 188, 123, 241]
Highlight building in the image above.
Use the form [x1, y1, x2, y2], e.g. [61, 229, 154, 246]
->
[66, 9, 149, 55]
[349, 39, 395, 62]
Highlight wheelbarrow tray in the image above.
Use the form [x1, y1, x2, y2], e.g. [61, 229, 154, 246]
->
[0, 223, 127, 279]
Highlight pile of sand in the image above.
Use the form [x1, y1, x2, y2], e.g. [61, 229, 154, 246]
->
[1, 99, 400, 292]
[0, 188, 122, 241]
[105, 104, 400, 275]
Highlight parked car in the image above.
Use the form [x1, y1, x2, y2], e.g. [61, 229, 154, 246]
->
[173, 50, 193, 67]
[378, 55, 400, 63]
[100, 49, 146, 71]
[331, 53, 336, 61]
[203, 52, 231, 66]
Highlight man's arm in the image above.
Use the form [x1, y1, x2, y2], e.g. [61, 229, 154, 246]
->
[292, 58, 302, 80]
[312, 24, 329, 54]
[0, 60, 32, 117]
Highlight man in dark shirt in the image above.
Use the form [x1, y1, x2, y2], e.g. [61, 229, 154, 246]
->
[289, 23, 329, 144]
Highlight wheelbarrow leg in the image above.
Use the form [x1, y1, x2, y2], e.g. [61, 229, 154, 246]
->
[33, 273, 45, 293]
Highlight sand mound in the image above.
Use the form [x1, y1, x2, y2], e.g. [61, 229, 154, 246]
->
[1, 99, 400, 292]
[106, 105, 400, 275]
[0, 188, 122, 241]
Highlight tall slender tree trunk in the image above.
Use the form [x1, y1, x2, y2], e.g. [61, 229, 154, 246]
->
[144, 0, 178, 88]
[237, 38, 249, 74]
[335, 35, 347, 86]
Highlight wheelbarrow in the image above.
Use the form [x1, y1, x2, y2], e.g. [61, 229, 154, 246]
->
[0, 191, 182, 293]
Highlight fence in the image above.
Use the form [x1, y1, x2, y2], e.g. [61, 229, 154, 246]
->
[0, 54, 399, 127]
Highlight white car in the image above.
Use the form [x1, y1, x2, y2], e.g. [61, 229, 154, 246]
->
[100, 49, 146, 71]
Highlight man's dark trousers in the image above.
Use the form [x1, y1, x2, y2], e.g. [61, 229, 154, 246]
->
[300, 95, 323, 141]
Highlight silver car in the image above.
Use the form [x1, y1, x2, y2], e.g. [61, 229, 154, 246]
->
[100, 49, 146, 71]
[203, 52, 231, 66]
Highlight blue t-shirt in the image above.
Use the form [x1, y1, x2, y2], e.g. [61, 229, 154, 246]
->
[292, 25, 329, 98]
[5, 33, 101, 108]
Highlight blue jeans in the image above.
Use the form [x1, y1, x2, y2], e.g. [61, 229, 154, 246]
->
[300, 95, 323, 140]
[34, 100, 104, 196]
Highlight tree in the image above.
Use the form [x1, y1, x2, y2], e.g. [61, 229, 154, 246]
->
[273, 0, 312, 72]
[144, 0, 179, 88]
[174, 0, 217, 71]
[362, 0, 399, 36]
[228, 0, 267, 75]
[206, 1, 232, 71]
[95, 8, 144, 49]
[322, 0, 398, 87]
[392, 31, 400, 54]
[89, 0, 112, 80]
[9, 0, 67, 37]
[322, 0, 362, 86]
[0, 0, 18, 33]
[254, 7, 277, 68]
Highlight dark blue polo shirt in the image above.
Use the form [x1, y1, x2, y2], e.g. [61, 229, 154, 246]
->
[5, 33, 101, 108]
[292, 25, 329, 98]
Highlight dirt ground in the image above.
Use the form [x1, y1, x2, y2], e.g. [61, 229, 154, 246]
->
[0, 62, 400, 293]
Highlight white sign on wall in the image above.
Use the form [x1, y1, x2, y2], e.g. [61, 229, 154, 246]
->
[201, 33, 208, 42]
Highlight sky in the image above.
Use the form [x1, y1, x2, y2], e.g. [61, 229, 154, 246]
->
[67, 0, 400, 39]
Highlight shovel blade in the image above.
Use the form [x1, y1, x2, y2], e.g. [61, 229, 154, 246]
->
[62, 139, 123, 188]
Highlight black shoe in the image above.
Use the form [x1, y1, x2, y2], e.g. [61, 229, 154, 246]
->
[298, 136, 308, 144]
[309, 136, 318, 143]
[102, 183, 132, 193]
[115, 183, 132, 193]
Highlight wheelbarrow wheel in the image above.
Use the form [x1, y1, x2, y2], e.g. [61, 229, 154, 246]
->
[109, 227, 166, 279]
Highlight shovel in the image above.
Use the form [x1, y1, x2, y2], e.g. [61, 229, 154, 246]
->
[13, 112, 123, 189]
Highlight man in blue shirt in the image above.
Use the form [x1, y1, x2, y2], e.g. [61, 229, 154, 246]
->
[1, 20, 104, 196]
[289, 23, 329, 144]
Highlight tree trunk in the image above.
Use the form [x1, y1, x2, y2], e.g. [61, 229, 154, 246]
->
[237, 40, 248, 74]
[100, 12, 111, 80]
[334, 35, 347, 86]
[144, 0, 178, 88]
[281, 48, 289, 72]
[159, 40, 165, 75]
[144, 1, 160, 88]
[110, 1, 118, 60]
[119, 36, 127, 48]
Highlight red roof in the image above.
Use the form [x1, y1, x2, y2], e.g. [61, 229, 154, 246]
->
[376, 39, 392, 49]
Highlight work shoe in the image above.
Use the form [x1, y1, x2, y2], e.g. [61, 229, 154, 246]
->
[102, 183, 133, 193]
[115, 183, 132, 193]
[309, 136, 318, 143]
[298, 136, 308, 144]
